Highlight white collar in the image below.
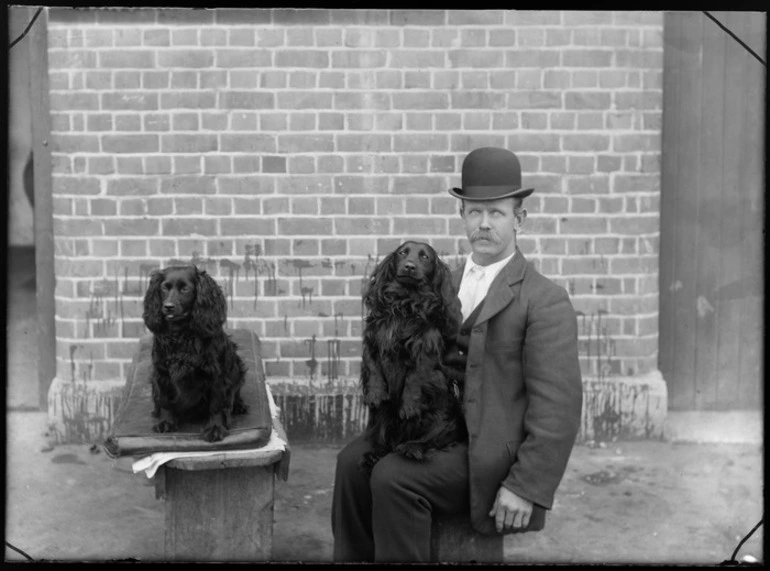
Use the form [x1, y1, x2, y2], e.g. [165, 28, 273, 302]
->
[462, 250, 516, 280]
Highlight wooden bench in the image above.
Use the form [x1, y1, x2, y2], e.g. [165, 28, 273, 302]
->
[430, 514, 504, 563]
[152, 418, 289, 562]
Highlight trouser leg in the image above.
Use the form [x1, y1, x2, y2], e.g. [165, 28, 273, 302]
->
[331, 435, 375, 562]
[370, 442, 469, 563]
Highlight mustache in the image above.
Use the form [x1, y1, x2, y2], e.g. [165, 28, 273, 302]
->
[470, 230, 499, 243]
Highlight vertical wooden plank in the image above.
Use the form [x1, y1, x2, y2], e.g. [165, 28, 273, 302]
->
[734, 12, 765, 409]
[693, 12, 726, 410]
[164, 466, 274, 561]
[28, 7, 57, 410]
[658, 11, 681, 390]
[669, 11, 704, 410]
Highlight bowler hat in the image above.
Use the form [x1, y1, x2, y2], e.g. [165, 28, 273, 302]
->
[449, 147, 534, 201]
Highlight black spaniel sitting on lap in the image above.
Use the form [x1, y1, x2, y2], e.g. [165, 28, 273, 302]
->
[142, 265, 248, 443]
[360, 241, 467, 473]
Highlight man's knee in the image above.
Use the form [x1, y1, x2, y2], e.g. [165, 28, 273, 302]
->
[369, 454, 409, 498]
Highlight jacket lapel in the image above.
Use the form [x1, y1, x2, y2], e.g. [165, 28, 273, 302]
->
[474, 249, 528, 326]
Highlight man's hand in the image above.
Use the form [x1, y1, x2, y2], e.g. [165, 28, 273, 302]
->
[488, 486, 533, 533]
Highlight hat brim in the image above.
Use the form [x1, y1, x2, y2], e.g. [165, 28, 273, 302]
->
[449, 186, 534, 200]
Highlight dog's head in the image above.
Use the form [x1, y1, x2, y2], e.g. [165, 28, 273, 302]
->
[143, 265, 227, 337]
[364, 241, 461, 330]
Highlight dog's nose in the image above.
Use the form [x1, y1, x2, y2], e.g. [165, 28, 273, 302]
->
[163, 302, 175, 311]
[404, 261, 416, 273]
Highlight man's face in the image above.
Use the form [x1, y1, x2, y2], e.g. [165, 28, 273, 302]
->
[460, 198, 525, 265]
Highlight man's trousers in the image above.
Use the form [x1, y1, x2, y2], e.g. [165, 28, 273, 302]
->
[331, 434, 470, 562]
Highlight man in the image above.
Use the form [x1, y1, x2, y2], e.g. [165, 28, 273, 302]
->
[331, 146, 583, 562]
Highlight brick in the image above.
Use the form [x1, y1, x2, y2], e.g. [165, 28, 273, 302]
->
[104, 218, 159, 236]
[451, 91, 505, 110]
[232, 197, 262, 215]
[219, 176, 275, 195]
[318, 156, 344, 173]
[609, 216, 659, 235]
[332, 51, 387, 68]
[333, 176, 389, 195]
[147, 198, 173, 216]
[143, 114, 171, 132]
[118, 198, 145, 216]
[389, 50, 445, 69]
[277, 91, 332, 109]
[154, 7, 213, 24]
[221, 133, 277, 153]
[506, 50, 560, 68]
[393, 217, 446, 235]
[563, 134, 611, 152]
[220, 91, 275, 109]
[613, 134, 660, 153]
[506, 11, 561, 25]
[612, 174, 660, 193]
[393, 134, 448, 153]
[101, 92, 158, 111]
[390, 10, 445, 26]
[159, 134, 216, 153]
[115, 114, 142, 132]
[217, 49, 272, 68]
[507, 91, 561, 109]
[221, 217, 276, 235]
[161, 176, 216, 195]
[278, 218, 332, 236]
[278, 134, 334, 153]
[262, 156, 286, 173]
[275, 49, 330, 68]
[115, 157, 144, 175]
[448, 50, 503, 68]
[559, 216, 608, 235]
[289, 71, 317, 90]
[49, 50, 98, 70]
[565, 92, 611, 110]
[162, 218, 217, 236]
[101, 134, 158, 154]
[89, 157, 114, 175]
[85, 114, 112, 132]
[98, 50, 155, 69]
[337, 134, 392, 153]
[106, 179, 158, 196]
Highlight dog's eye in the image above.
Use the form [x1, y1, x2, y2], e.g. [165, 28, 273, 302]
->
[419, 252, 430, 260]
[398, 250, 408, 256]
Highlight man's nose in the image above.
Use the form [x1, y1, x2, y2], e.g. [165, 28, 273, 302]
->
[479, 211, 491, 228]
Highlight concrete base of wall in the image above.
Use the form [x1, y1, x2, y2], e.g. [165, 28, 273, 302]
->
[664, 410, 763, 444]
[48, 370, 673, 446]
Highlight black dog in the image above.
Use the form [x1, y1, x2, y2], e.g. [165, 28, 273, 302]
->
[142, 265, 248, 442]
[360, 241, 467, 473]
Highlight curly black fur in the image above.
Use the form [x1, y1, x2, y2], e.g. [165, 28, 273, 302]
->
[142, 265, 248, 442]
[360, 241, 467, 473]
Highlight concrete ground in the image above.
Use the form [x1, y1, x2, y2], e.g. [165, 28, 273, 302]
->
[4, 247, 765, 564]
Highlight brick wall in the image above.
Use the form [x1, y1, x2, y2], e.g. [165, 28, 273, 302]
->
[45, 8, 664, 439]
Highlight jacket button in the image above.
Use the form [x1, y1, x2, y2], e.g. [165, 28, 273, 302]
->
[458, 350, 464, 356]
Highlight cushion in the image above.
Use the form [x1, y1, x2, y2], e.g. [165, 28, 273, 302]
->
[104, 328, 272, 458]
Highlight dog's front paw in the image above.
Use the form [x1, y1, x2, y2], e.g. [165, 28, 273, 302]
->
[202, 423, 229, 442]
[152, 419, 178, 434]
[398, 401, 421, 419]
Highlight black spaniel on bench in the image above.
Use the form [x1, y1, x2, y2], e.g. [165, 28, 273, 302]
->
[360, 241, 467, 473]
[142, 265, 248, 442]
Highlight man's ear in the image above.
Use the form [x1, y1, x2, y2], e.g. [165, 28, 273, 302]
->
[514, 208, 527, 231]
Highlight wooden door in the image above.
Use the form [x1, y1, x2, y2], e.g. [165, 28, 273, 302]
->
[659, 11, 765, 410]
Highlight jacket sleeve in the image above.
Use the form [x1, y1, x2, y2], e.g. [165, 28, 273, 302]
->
[500, 283, 583, 510]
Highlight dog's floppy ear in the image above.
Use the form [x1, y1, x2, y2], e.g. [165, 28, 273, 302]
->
[142, 269, 166, 333]
[363, 248, 399, 311]
[190, 267, 228, 337]
[433, 255, 462, 335]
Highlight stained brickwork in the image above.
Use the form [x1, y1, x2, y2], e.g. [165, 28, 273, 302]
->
[46, 8, 663, 389]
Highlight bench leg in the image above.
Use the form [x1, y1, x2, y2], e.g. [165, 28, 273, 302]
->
[161, 465, 274, 561]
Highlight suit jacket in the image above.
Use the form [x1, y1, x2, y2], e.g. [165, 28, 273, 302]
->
[450, 248, 583, 535]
